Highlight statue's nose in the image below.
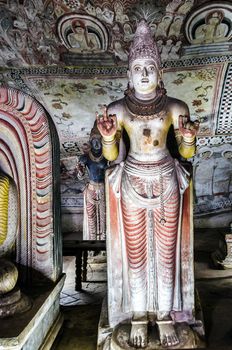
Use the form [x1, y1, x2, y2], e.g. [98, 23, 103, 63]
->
[142, 67, 148, 76]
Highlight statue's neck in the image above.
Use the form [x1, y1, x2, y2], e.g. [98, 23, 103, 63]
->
[134, 90, 157, 101]
[124, 87, 167, 116]
[91, 148, 102, 158]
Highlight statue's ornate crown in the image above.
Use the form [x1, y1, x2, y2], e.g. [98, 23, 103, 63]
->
[129, 20, 161, 69]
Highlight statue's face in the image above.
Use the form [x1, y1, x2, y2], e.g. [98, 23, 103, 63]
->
[208, 15, 220, 25]
[91, 138, 102, 153]
[129, 58, 159, 95]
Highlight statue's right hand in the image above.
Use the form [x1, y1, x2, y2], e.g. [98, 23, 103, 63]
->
[96, 106, 117, 139]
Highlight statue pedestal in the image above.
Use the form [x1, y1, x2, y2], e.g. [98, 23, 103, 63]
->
[97, 296, 205, 349]
[0, 274, 65, 350]
[110, 323, 201, 350]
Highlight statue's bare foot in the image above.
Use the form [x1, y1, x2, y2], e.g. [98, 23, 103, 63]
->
[130, 322, 148, 348]
[157, 320, 179, 347]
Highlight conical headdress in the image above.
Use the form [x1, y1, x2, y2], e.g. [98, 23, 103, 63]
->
[128, 20, 161, 70]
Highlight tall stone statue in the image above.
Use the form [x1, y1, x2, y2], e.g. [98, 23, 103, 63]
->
[77, 124, 108, 240]
[97, 20, 203, 349]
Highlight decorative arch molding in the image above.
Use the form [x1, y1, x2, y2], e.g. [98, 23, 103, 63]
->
[0, 87, 61, 282]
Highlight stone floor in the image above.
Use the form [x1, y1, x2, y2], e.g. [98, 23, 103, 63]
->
[54, 228, 232, 350]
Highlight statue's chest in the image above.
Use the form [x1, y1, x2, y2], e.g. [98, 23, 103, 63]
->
[124, 110, 172, 137]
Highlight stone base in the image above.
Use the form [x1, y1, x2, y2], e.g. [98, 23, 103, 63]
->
[0, 287, 31, 318]
[110, 322, 204, 350]
[97, 297, 205, 350]
[0, 274, 65, 350]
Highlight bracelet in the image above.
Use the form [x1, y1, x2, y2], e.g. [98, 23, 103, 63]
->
[182, 138, 195, 147]
[131, 320, 149, 325]
[102, 137, 116, 147]
[156, 320, 173, 325]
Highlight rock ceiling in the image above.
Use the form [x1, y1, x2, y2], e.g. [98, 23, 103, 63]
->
[0, 0, 228, 68]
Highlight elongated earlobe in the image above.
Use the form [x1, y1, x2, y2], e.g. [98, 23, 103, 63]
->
[158, 69, 165, 90]
[127, 70, 133, 89]
[128, 80, 133, 89]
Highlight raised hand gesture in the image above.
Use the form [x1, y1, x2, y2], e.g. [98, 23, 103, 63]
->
[179, 115, 200, 139]
[96, 106, 117, 140]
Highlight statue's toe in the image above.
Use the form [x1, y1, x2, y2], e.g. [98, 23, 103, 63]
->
[137, 335, 141, 348]
[167, 335, 172, 346]
[161, 337, 168, 347]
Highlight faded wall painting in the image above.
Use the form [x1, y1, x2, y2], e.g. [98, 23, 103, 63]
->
[10, 57, 230, 228]
[185, 2, 232, 45]
[0, 0, 231, 229]
[24, 75, 127, 156]
[0, 0, 197, 67]
[57, 13, 109, 53]
[22, 72, 127, 225]
[165, 64, 224, 136]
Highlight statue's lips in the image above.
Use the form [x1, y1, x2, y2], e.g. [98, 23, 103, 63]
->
[141, 78, 149, 83]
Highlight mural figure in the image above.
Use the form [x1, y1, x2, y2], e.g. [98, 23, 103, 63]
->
[97, 20, 201, 349]
[114, 1, 129, 24]
[113, 40, 128, 61]
[68, 19, 100, 52]
[169, 40, 182, 60]
[102, 6, 114, 25]
[77, 125, 108, 240]
[123, 22, 134, 42]
[168, 16, 183, 37]
[161, 38, 173, 60]
[176, 0, 194, 15]
[166, 0, 183, 14]
[193, 11, 228, 44]
[155, 16, 173, 37]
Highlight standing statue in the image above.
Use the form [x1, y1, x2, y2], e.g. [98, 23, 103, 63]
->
[97, 20, 202, 349]
[77, 125, 108, 240]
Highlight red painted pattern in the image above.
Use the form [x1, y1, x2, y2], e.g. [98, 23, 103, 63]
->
[0, 87, 56, 280]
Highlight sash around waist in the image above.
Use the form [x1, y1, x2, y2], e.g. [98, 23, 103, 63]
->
[124, 155, 174, 178]
[121, 156, 177, 209]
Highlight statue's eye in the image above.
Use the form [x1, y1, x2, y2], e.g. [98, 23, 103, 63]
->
[148, 66, 156, 71]
[134, 66, 141, 72]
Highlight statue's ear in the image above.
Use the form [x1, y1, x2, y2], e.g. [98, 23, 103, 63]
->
[158, 68, 163, 81]
[127, 69, 133, 89]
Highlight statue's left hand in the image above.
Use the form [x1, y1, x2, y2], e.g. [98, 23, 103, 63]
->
[179, 115, 200, 139]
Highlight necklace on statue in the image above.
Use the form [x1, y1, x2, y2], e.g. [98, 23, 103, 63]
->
[124, 87, 167, 121]
[89, 151, 103, 162]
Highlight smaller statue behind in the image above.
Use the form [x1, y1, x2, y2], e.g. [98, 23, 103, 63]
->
[77, 123, 108, 240]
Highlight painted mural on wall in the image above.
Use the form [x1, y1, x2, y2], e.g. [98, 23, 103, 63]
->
[23, 73, 127, 212]
[57, 13, 109, 53]
[24, 76, 127, 156]
[165, 64, 224, 136]
[185, 2, 232, 45]
[0, 87, 62, 280]
[9, 57, 230, 222]
[0, 0, 231, 227]
[23, 63, 224, 153]
[0, 1, 231, 67]
[0, 0, 211, 67]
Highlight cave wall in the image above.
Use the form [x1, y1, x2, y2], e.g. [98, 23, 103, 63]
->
[0, 0, 231, 231]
